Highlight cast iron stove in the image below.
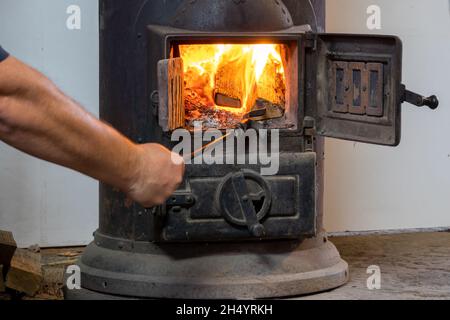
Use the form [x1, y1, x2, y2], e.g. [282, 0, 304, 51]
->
[67, 0, 438, 299]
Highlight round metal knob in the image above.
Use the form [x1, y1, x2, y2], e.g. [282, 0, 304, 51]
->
[251, 224, 266, 238]
[423, 95, 439, 110]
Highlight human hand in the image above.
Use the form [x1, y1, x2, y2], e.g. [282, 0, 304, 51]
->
[126, 143, 185, 208]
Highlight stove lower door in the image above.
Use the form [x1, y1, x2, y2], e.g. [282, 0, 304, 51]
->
[308, 34, 403, 146]
[160, 152, 316, 242]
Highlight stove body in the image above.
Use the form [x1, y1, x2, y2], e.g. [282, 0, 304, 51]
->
[70, 0, 437, 299]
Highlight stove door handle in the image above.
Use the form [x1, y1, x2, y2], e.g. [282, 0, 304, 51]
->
[401, 85, 439, 110]
[231, 172, 266, 238]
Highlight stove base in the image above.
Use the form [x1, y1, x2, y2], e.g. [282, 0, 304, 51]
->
[66, 234, 348, 299]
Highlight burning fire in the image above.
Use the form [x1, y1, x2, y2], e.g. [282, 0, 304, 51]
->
[177, 44, 287, 128]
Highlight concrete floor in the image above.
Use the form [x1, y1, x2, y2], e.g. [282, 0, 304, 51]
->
[2, 231, 450, 300]
[303, 231, 450, 300]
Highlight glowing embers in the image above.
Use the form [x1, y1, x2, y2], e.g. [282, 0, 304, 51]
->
[177, 44, 287, 129]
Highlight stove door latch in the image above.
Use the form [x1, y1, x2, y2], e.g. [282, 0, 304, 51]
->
[400, 85, 439, 110]
[231, 172, 266, 238]
[216, 170, 272, 238]
[303, 117, 316, 152]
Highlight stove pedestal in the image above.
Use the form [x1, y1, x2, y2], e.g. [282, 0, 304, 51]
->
[66, 233, 348, 299]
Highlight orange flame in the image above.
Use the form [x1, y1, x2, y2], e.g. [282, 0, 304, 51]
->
[178, 44, 286, 115]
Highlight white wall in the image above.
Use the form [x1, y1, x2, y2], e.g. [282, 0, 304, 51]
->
[0, 0, 99, 247]
[0, 1, 448, 247]
[324, 0, 450, 232]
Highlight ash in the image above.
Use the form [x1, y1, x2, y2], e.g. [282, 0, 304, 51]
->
[185, 93, 243, 130]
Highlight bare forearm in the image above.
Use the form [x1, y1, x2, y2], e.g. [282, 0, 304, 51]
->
[0, 57, 139, 192]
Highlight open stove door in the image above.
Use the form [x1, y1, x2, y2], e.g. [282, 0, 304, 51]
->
[308, 34, 437, 146]
[308, 34, 403, 146]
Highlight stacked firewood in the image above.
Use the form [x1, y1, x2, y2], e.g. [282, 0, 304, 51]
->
[0, 230, 42, 298]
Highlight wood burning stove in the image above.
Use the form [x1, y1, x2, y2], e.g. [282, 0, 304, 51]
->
[67, 0, 438, 299]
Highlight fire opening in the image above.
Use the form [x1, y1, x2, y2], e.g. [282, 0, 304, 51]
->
[172, 43, 289, 129]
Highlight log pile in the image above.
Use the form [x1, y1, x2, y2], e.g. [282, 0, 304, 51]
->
[5, 248, 43, 296]
[0, 230, 43, 297]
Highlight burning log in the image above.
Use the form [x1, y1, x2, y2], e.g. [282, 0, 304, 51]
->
[158, 57, 185, 132]
[256, 62, 286, 107]
[250, 98, 285, 121]
[214, 93, 241, 109]
[214, 55, 258, 110]
[180, 44, 288, 128]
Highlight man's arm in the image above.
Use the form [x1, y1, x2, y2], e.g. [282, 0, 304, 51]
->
[0, 56, 184, 207]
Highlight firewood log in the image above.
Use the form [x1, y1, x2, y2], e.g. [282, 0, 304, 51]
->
[6, 248, 42, 296]
[256, 62, 286, 107]
[214, 56, 257, 110]
[157, 58, 185, 131]
[0, 230, 17, 267]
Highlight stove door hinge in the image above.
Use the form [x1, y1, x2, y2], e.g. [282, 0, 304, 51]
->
[166, 193, 196, 210]
[303, 116, 316, 152]
[304, 33, 318, 51]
